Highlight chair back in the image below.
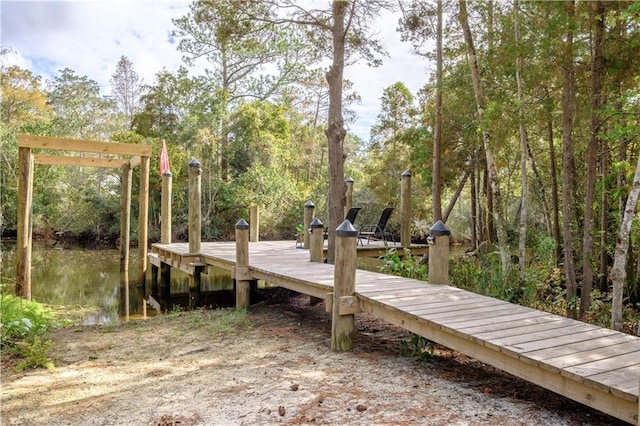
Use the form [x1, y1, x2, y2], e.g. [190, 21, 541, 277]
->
[345, 207, 362, 225]
[377, 207, 394, 228]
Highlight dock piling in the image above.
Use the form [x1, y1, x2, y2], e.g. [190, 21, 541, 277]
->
[235, 219, 251, 309]
[303, 200, 315, 249]
[427, 220, 451, 285]
[331, 220, 358, 352]
[309, 218, 324, 263]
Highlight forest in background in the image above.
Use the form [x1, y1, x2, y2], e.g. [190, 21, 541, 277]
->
[1, 0, 640, 331]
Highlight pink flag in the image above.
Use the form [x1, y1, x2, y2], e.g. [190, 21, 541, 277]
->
[160, 140, 170, 176]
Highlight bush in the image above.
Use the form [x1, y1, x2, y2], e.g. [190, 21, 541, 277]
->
[0, 293, 55, 370]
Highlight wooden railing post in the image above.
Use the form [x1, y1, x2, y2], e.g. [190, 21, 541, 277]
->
[428, 220, 451, 285]
[309, 218, 324, 263]
[188, 159, 202, 254]
[331, 220, 358, 352]
[235, 219, 250, 309]
[188, 159, 202, 309]
[303, 200, 315, 249]
[345, 177, 354, 217]
[401, 170, 412, 248]
[161, 170, 172, 244]
[250, 205, 259, 242]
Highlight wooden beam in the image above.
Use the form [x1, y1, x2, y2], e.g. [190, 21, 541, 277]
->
[33, 154, 129, 168]
[137, 156, 150, 294]
[19, 134, 152, 157]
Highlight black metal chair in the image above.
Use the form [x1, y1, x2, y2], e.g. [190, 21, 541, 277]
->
[324, 207, 362, 238]
[357, 207, 395, 245]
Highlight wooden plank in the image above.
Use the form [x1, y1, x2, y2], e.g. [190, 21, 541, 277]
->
[522, 333, 640, 362]
[458, 314, 569, 336]
[363, 287, 476, 305]
[439, 307, 548, 329]
[19, 134, 152, 156]
[586, 364, 640, 401]
[387, 295, 504, 314]
[536, 340, 640, 371]
[33, 154, 129, 168]
[358, 297, 638, 424]
[499, 326, 616, 356]
[483, 323, 597, 351]
[409, 300, 525, 320]
[563, 351, 640, 381]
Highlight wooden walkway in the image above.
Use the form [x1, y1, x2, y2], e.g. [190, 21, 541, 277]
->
[150, 240, 640, 425]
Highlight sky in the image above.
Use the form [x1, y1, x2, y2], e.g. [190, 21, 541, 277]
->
[1, 0, 431, 141]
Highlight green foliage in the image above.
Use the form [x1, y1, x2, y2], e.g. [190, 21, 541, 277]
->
[0, 293, 55, 371]
[399, 333, 435, 362]
[379, 248, 427, 280]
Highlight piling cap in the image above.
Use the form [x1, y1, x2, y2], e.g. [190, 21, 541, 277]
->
[310, 218, 324, 228]
[429, 220, 451, 236]
[345, 177, 354, 183]
[235, 218, 249, 230]
[162, 170, 172, 177]
[402, 170, 412, 177]
[188, 158, 201, 168]
[336, 219, 358, 237]
[304, 200, 315, 208]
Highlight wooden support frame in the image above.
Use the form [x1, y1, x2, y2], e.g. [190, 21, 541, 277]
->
[15, 135, 152, 302]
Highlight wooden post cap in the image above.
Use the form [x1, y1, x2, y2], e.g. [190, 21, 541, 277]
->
[304, 200, 315, 208]
[188, 158, 202, 169]
[162, 170, 172, 177]
[430, 220, 451, 236]
[345, 177, 354, 183]
[402, 170, 412, 177]
[236, 219, 249, 229]
[336, 219, 358, 237]
[310, 218, 324, 229]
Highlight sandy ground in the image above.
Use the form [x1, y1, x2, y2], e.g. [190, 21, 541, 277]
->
[0, 294, 627, 426]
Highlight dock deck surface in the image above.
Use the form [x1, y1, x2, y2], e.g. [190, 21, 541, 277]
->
[150, 240, 640, 424]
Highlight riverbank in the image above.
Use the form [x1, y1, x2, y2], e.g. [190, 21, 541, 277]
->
[1, 294, 626, 425]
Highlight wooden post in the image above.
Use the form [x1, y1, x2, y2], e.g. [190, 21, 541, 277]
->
[161, 170, 172, 244]
[309, 218, 324, 263]
[309, 218, 325, 305]
[16, 146, 34, 299]
[250, 205, 259, 242]
[428, 220, 451, 285]
[160, 263, 171, 310]
[120, 163, 132, 320]
[189, 266, 203, 310]
[401, 170, 411, 248]
[303, 200, 315, 249]
[188, 159, 202, 254]
[137, 155, 150, 318]
[235, 219, 250, 309]
[345, 177, 354, 217]
[331, 220, 358, 352]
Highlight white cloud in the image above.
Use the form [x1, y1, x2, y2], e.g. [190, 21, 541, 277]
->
[1, 1, 431, 140]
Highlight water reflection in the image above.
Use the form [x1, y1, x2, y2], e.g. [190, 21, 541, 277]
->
[0, 242, 233, 325]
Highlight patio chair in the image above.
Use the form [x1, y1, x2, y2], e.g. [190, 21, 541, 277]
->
[357, 207, 395, 245]
[324, 207, 362, 238]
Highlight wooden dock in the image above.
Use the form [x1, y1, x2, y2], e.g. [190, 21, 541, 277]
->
[149, 240, 640, 425]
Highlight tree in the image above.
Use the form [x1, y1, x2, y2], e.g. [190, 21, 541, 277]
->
[47, 68, 116, 140]
[173, 0, 310, 180]
[458, 0, 510, 275]
[265, 0, 394, 263]
[110, 55, 145, 131]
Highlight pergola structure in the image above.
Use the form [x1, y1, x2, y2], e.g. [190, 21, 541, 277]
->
[15, 135, 152, 301]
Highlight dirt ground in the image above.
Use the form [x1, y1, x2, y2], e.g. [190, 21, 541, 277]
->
[0, 293, 628, 426]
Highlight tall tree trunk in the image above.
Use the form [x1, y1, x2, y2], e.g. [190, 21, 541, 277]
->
[325, 0, 348, 264]
[547, 99, 562, 266]
[562, 0, 578, 319]
[432, 0, 443, 222]
[515, 0, 528, 282]
[580, 0, 605, 318]
[611, 149, 640, 331]
[470, 154, 478, 250]
[458, 0, 510, 274]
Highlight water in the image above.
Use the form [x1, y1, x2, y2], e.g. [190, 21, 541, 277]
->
[0, 241, 233, 325]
